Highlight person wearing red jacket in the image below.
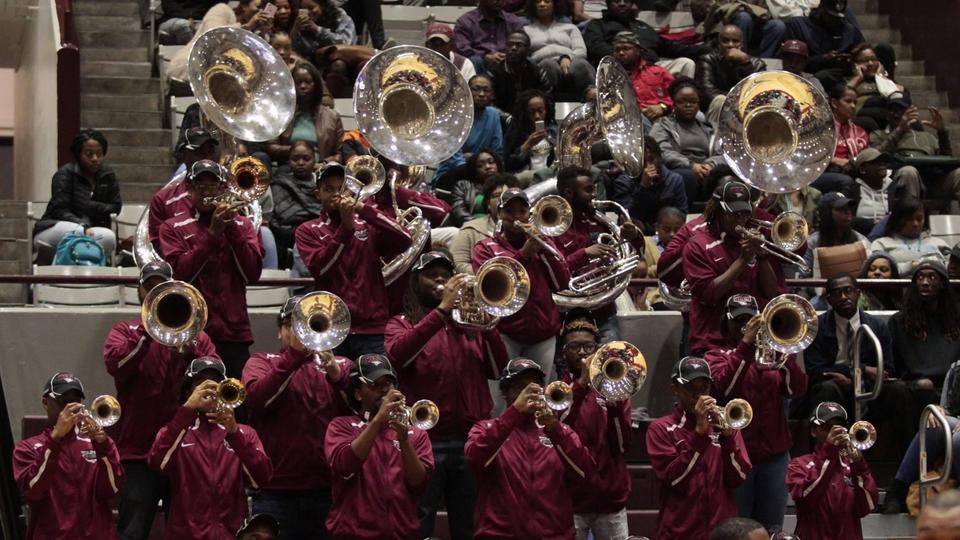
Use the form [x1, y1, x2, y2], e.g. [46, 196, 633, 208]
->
[324, 354, 434, 540]
[13, 372, 124, 540]
[554, 166, 644, 342]
[612, 31, 674, 122]
[472, 188, 571, 388]
[148, 357, 273, 540]
[786, 402, 880, 540]
[647, 356, 753, 540]
[385, 250, 510, 538]
[159, 160, 264, 379]
[557, 309, 633, 540]
[103, 260, 220, 540]
[706, 294, 808, 532]
[682, 181, 783, 355]
[466, 357, 596, 540]
[295, 162, 413, 359]
[242, 297, 354, 540]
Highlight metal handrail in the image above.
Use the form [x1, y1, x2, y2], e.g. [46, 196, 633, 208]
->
[852, 325, 884, 422]
[919, 404, 954, 509]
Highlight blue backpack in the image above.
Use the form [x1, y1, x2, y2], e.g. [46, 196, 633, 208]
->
[53, 234, 107, 266]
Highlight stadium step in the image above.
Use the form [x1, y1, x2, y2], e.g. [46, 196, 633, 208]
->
[96, 128, 171, 147]
[73, 0, 139, 17]
[81, 109, 163, 129]
[121, 182, 168, 203]
[80, 60, 152, 78]
[0, 203, 30, 303]
[79, 30, 150, 49]
[81, 47, 147, 63]
[111, 164, 176, 185]
[75, 15, 142, 33]
[81, 76, 160, 95]
[81, 93, 160, 112]
[108, 146, 174, 166]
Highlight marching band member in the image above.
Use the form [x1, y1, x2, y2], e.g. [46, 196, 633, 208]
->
[148, 357, 273, 539]
[159, 160, 264, 378]
[786, 402, 879, 540]
[242, 297, 354, 540]
[472, 188, 571, 383]
[647, 356, 752, 540]
[554, 166, 644, 342]
[103, 261, 219, 540]
[682, 181, 783, 355]
[466, 358, 595, 540]
[235, 514, 281, 540]
[384, 250, 509, 538]
[296, 162, 412, 359]
[706, 294, 808, 532]
[324, 354, 434, 539]
[558, 309, 633, 540]
[13, 372, 124, 540]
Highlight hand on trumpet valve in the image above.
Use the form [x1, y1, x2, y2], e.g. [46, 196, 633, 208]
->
[512, 382, 544, 416]
[378, 390, 408, 434]
[438, 274, 469, 312]
[185, 380, 219, 413]
[209, 203, 238, 236]
[741, 314, 763, 345]
[51, 402, 84, 441]
[206, 405, 238, 433]
[332, 194, 360, 229]
[517, 222, 543, 259]
[694, 395, 728, 436]
[737, 229, 764, 261]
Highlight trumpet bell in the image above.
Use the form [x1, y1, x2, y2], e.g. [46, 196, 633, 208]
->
[227, 155, 271, 201]
[724, 399, 754, 430]
[849, 420, 877, 451]
[409, 399, 440, 430]
[762, 294, 819, 354]
[588, 341, 647, 402]
[532, 195, 573, 237]
[354, 45, 474, 165]
[293, 291, 351, 354]
[141, 280, 208, 348]
[217, 378, 246, 409]
[475, 257, 531, 317]
[718, 71, 835, 193]
[345, 155, 387, 200]
[90, 395, 121, 428]
[544, 381, 573, 411]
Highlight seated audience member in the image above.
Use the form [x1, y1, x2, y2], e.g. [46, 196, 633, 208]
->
[871, 97, 960, 213]
[267, 63, 343, 165]
[165, 4, 247, 84]
[448, 150, 505, 226]
[324, 355, 434, 539]
[344, 0, 386, 50]
[158, 0, 218, 44]
[851, 148, 894, 231]
[846, 42, 904, 132]
[503, 89, 557, 180]
[435, 75, 505, 187]
[582, 0, 704, 76]
[786, 402, 880, 540]
[13, 372, 124, 540]
[465, 358, 595, 539]
[296, 163, 412, 359]
[269, 141, 324, 268]
[647, 357, 752, 540]
[801, 192, 870, 278]
[702, 0, 789, 59]
[857, 252, 902, 311]
[489, 31, 554, 113]
[291, 0, 356, 60]
[148, 357, 273, 539]
[631, 206, 686, 310]
[706, 295, 807, 531]
[523, 0, 595, 99]
[425, 23, 477, 83]
[683, 182, 783, 355]
[612, 31, 674, 122]
[813, 83, 868, 196]
[270, 0, 297, 35]
[454, 0, 525, 73]
[782, 0, 871, 87]
[650, 77, 726, 204]
[612, 138, 688, 233]
[236, 514, 281, 540]
[778, 39, 825, 94]
[768, 186, 822, 230]
[271, 31, 308, 70]
[450, 174, 518, 274]
[709, 517, 768, 540]
[951, 244, 960, 280]
[34, 129, 120, 259]
[696, 24, 767, 127]
[917, 489, 960, 540]
[235, 0, 274, 37]
[871, 196, 950, 275]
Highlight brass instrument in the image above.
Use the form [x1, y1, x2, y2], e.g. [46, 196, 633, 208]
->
[344, 155, 387, 202]
[141, 280, 209, 349]
[709, 398, 753, 431]
[735, 211, 810, 273]
[919, 404, 954, 508]
[755, 294, 818, 368]
[588, 341, 647, 402]
[216, 378, 246, 410]
[390, 398, 440, 430]
[839, 420, 877, 461]
[78, 395, 121, 436]
[543, 381, 573, 411]
[201, 155, 272, 209]
[448, 257, 531, 330]
[658, 278, 692, 312]
[718, 71, 835, 193]
[292, 291, 351, 371]
[516, 195, 572, 260]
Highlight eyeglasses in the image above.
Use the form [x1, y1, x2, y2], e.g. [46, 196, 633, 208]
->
[563, 342, 598, 354]
[827, 286, 858, 298]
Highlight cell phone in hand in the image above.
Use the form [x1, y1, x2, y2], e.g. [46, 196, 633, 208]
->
[298, 8, 309, 19]
[535, 120, 545, 132]
[261, 2, 277, 17]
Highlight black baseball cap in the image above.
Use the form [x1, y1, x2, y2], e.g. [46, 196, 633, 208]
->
[139, 260, 174, 285]
[716, 181, 753, 213]
[351, 354, 397, 385]
[672, 356, 712, 384]
[177, 127, 218, 152]
[43, 372, 85, 399]
[810, 401, 847, 425]
[725, 294, 759, 320]
[188, 159, 225, 183]
[184, 356, 227, 381]
[278, 295, 301, 324]
[498, 188, 530, 209]
[412, 251, 455, 273]
[820, 0, 846, 17]
[236, 513, 280, 538]
[820, 191, 858, 210]
[318, 162, 346, 183]
[888, 96, 912, 110]
[501, 358, 546, 383]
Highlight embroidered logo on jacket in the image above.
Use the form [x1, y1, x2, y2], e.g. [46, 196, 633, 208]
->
[539, 435, 554, 448]
[81, 449, 97, 463]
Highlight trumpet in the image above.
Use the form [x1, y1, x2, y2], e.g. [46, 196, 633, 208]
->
[141, 280, 208, 349]
[709, 399, 753, 431]
[755, 294, 818, 369]
[588, 341, 647, 402]
[216, 378, 246, 411]
[535, 381, 573, 428]
[291, 291, 351, 371]
[515, 195, 572, 260]
[390, 398, 440, 431]
[839, 420, 876, 461]
[77, 395, 122, 436]
[201, 155, 272, 210]
[735, 211, 810, 273]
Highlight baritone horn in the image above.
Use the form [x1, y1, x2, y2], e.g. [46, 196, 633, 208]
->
[447, 257, 531, 330]
[141, 280, 209, 349]
[588, 341, 647, 402]
[710, 399, 753, 431]
[392, 398, 440, 430]
[292, 292, 351, 371]
[755, 294, 819, 368]
[79, 395, 122, 435]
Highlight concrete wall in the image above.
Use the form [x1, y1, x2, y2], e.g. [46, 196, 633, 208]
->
[13, 0, 59, 202]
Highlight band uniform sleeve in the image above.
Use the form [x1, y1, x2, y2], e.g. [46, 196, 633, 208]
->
[657, 222, 694, 286]
[224, 217, 264, 284]
[545, 421, 595, 482]
[103, 322, 150, 381]
[706, 346, 750, 399]
[147, 406, 197, 474]
[608, 399, 633, 454]
[358, 204, 413, 260]
[385, 311, 446, 369]
[159, 220, 222, 282]
[225, 425, 273, 489]
[13, 434, 63, 502]
[480, 327, 511, 379]
[408, 429, 436, 493]
[325, 417, 365, 478]
[242, 350, 307, 410]
[535, 239, 572, 292]
[471, 238, 494, 273]
[465, 405, 524, 471]
[91, 436, 124, 499]
[565, 383, 601, 448]
[645, 419, 715, 495]
[400, 187, 451, 228]
[849, 460, 880, 517]
[295, 219, 353, 279]
[148, 191, 166, 247]
[683, 238, 723, 306]
[720, 430, 752, 490]
[781, 354, 809, 398]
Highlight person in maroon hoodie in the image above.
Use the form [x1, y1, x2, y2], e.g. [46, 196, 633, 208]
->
[103, 260, 220, 540]
[786, 402, 880, 540]
[706, 294, 808, 533]
[472, 188, 571, 388]
[557, 309, 633, 540]
[384, 250, 510, 538]
[324, 354, 435, 539]
[148, 357, 273, 540]
[242, 297, 354, 540]
[466, 357, 596, 540]
[554, 166, 644, 343]
[682, 181, 783, 355]
[296, 162, 413, 359]
[647, 356, 753, 540]
[13, 372, 124, 540]
[159, 159, 264, 379]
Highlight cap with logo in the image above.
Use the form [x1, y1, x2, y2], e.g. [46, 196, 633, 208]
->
[672, 356, 712, 384]
[177, 127, 218, 152]
[810, 401, 848, 425]
[715, 181, 753, 213]
[278, 295, 301, 324]
[500, 358, 546, 384]
[43, 372, 85, 399]
[184, 356, 227, 381]
[725, 293, 759, 320]
[351, 353, 397, 384]
[780, 39, 809, 57]
[318, 162, 346, 183]
[139, 260, 174, 285]
[426, 23, 454, 43]
[412, 251, 455, 273]
[853, 148, 892, 168]
[498, 188, 530, 209]
[236, 513, 280, 537]
[819, 191, 858, 210]
[188, 159, 225, 183]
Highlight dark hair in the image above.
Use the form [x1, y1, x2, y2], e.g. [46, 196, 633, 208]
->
[465, 149, 503, 182]
[313, 0, 341, 31]
[524, 0, 569, 20]
[883, 195, 926, 237]
[468, 73, 493, 87]
[481, 173, 519, 205]
[508, 30, 531, 46]
[825, 272, 857, 293]
[709, 517, 765, 540]
[402, 247, 455, 324]
[858, 252, 901, 309]
[70, 129, 109, 161]
[667, 75, 701, 101]
[643, 136, 662, 160]
[288, 139, 316, 157]
[291, 63, 326, 112]
[557, 165, 592, 197]
[512, 89, 554, 127]
[272, 0, 301, 33]
[657, 206, 685, 225]
[850, 42, 875, 63]
[817, 198, 859, 247]
[860, 252, 900, 279]
[900, 271, 960, 341]
[829, 81, 854, 100]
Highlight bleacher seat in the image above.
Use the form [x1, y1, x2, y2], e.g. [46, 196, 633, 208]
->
[555, 102, 582, 122]
[424, 5, 472, 25]
[929, 214, 960, 248]
[32, 265, 122, 306]
[119, 266, 141, 306]
[246, 269, 291, 308]
[112, 204, 147, 244]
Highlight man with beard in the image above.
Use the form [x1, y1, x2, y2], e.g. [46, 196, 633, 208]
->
[489, 31, 554, 113]
[453, 0, 525, 73]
